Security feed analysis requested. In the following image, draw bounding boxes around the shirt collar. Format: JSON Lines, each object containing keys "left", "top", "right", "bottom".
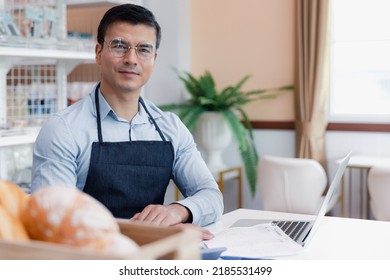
{"left": 91, "top": 84, "right": 161, "bottom": 124}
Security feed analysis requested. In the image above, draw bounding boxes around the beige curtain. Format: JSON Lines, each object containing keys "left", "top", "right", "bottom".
{"left": 295, "top": 0, "right": 331, "bottom": 168}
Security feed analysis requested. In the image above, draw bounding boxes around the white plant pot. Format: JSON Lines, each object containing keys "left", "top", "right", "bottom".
{"left": 195, "top": 112, "right": 232, "bottom": 177}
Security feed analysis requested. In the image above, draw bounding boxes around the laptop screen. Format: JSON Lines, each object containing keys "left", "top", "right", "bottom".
{"left": 302, "top": 152, "right": 351, "bottom": 246}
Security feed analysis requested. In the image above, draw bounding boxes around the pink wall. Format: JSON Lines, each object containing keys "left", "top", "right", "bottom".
{"left": 191, "top": 0, "right": 295, "bottom": 121}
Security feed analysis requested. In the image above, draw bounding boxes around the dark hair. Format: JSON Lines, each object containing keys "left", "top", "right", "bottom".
{"left": 97, "top": 4, "right": 161, "bottom": 49}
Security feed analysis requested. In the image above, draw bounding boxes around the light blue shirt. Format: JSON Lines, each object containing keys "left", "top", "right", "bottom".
{"left": 31, "top": 84, "right": 223, "bottom": 226}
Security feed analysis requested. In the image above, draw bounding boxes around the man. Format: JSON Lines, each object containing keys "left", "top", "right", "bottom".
{"left": 31, "top": 4, "right": 223, "bottom": 236}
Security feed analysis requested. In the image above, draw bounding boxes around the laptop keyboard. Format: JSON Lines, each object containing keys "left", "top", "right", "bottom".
{"left": 272, "top": 221, "right": 310, "bottom": 241}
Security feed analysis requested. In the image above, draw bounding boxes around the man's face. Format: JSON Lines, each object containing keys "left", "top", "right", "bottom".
{"left": 95, "top": 21, "right": 157, "bottom": 96}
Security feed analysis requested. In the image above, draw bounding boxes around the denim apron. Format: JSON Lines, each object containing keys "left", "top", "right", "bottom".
{"left": 83, "top": 85, "right": 174, "bottom": 218}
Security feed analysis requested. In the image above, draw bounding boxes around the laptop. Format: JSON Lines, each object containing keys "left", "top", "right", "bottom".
{"left": 232, "top": 152, "right": 351, "bottom": 248}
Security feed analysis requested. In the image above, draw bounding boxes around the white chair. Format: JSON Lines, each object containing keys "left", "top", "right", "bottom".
{"left": 367, "top": 166, "right": 390, "bottom": 221}
{"left": 258, "top": 155, "right": 329, "bottom": 215}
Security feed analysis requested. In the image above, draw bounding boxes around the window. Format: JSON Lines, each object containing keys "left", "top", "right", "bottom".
{"left": 330, "top": 0, "right": 390, "bottom": 123}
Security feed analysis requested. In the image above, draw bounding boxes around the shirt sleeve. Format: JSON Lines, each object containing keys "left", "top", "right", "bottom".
{"left": 30, "top": 114, "right": 79, "bottom": 192}
{"left": 169, "top": 115, "right": 224, "bottom": 226}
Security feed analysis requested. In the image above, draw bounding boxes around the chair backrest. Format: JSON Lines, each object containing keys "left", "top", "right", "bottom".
{"left": 368, "top": 166, "right": 390, "bottom": 221}
{"left": 258, "top": 155, "right": 328, "bottom": 215}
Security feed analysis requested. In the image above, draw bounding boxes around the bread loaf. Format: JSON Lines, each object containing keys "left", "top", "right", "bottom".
{"left": 22, "top": 185, "right": 139, "bottom": 256}
{"left": 0, "top": 180, "right": 29, "bottom": 220}
{"left": 0, "top": 180, "right": 30, "bottom": 241}
{"left": 0, "top": 205, "right": 30, "bottom": 241}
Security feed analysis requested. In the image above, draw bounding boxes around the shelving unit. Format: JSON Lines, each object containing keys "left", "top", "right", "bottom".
{"left": 0, "top": 0, "right": 97, "bottom": 145}
{"left": 1, "top": 45, "right": 95, "bottom": 140}
{"left": 0, "top": 0, "right": 143, "bottom": 139}
{"left": 0, "top": 0, "right": 145, "bottom": 182}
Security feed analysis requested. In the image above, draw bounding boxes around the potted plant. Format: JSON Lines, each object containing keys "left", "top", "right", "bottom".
{"left": 159, "top": 70, "right": 293, "bottom": 197}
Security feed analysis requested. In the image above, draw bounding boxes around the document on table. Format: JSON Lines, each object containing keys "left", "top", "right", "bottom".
{"left": 204, "top": 223, "right": 304, "bottom": 258}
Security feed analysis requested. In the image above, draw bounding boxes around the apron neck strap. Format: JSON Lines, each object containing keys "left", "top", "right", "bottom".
{"left": 95, "top": 83, "right": 103, "bottom": 143}
{"left": 139, "top": 97, "right": 167, "bottom": 142}
{"left": 94, "top": 84, "right": 167, "bottom": 143}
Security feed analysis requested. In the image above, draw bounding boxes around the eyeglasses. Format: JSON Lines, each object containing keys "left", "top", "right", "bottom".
{"left": 105, "top": 38, "right": 155, "bottom": 60}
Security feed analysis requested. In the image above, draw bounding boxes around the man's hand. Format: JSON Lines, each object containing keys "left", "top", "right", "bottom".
{"left": 171, "top": 223, "right": 214, "bottom": 240}
{"left": 129, "top": 204, "right": 214, "bottom": 240}
{"left": 129, "top": 204, "right": 189, "bottom": 226}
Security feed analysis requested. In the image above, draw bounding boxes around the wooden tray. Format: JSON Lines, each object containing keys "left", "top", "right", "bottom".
{"left": 0, "top": 220, "right": 201, "bottom": 260}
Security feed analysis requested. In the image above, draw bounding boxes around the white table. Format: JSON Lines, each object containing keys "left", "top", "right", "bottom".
{"left": 206, "top": 208, "right": 390, "bottom": 259}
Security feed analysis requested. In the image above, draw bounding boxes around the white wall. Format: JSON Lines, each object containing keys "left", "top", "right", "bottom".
{"left": 143, "top": 0, "right": 191, "bottom": 105}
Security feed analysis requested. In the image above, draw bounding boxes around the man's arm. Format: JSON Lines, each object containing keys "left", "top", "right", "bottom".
{"left": 30, "top": 115, "right": 78, "bottom": 192}
{"left": 169, "top": 118, "right": 224, "bottom": 226}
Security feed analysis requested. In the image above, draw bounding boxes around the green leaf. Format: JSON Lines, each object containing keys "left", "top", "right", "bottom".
{"left": 220, "top": 109, "right": 258, "bottom": 196}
